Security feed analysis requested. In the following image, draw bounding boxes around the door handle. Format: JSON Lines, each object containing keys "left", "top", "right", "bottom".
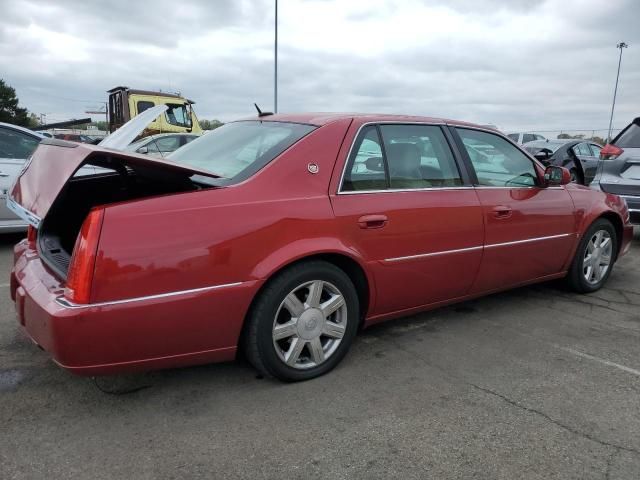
{"left": 0, "top": 171, "right": 9, "bottom": 177}
{"left": 492, "top": 206, "right": 512, "bottom": 219}
{"left": 358, "top": 214, "right": 388, "bottom": 229}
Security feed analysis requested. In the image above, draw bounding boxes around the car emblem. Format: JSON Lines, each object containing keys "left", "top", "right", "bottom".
{"left": 307, "top": 163, "right": 319, "bottom": 174}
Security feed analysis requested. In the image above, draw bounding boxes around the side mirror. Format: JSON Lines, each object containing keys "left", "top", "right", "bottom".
{"left": 137, "top": 146, "right": 149, "bottom": 154}
{"left": 544, "top": 165, "right": 571, "bottom": 186}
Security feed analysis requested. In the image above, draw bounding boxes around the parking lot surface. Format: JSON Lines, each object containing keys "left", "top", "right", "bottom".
{"left": 1, "top": 230, "right": 639, "bottom": 479}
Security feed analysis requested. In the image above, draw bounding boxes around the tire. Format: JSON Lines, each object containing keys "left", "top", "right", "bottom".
{"left": 565, "top": 218, "right": 617, "bottom": 293}
{"left": 569, "top": 168, "right": 584, "bottom": 185}
{"left": 243, "top": 260, "right": 359, "bottom": 382}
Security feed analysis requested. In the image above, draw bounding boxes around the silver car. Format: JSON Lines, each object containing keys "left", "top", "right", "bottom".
{"left": 126, "top": 133, "right": 199, "bottom": 158}
{"left": 0, "top": 122, "right": 44, "bottom": 232}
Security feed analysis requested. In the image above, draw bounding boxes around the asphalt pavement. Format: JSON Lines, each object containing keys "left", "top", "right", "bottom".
{"left": 1, "top": 230, "right": 639, "bottom": 479}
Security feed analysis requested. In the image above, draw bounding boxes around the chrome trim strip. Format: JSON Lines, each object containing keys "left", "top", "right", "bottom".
{"left": 484, "top": 233, "right": 574, "bottom": 248}
{"left": 383, "top": 233, "right": 574, "bottom": 263}
{"left": 383, "top": 245, "right": 483, "bottom": 263}
{"left": 55, "top": 281, "right": 245, "bottom": 309}
{"left": 628, "top": 208, "right": 640, "bottom": 213}
{"left": 6, "top": 196, "right": 40, "bottom": 228}
{"left": 339, "top": 186, "right": 476, "bottom": 195}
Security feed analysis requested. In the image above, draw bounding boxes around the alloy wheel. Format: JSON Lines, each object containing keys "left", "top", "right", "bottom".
{"left": 583, "top": 230, "right": 613, "bottom": 285}
{"left": 272, "top": 280, "right": 348, "bottom": 370}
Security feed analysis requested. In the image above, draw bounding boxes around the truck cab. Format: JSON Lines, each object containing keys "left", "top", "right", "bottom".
{"left": 107, "top": 86, "right": 203, "bottom": 135}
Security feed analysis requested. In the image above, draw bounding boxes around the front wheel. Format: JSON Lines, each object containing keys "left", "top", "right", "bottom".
{"left": 565, "top": 219, "right": 617, "bottom": 293}
{"left": 244, "top": 261, "right": 359, "bottom": 382}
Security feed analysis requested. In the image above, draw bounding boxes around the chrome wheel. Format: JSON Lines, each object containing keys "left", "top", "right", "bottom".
{"left": 583, "top": 230, "right": 612, "bottom": 285}
{"left": 272, "top": 280, "right": 347, "bottom": 370}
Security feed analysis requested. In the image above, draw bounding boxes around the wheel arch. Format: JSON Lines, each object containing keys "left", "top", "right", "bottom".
{"left": 237, "top": 247, "right": 375, "bottom": 356}
{"left": 597, "top": 211, "right": 624, "bottom": 260}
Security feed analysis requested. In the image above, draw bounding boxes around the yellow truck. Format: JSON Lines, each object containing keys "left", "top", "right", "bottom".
{"left": 107, "top": 86, "right": 202, "bottom": 135}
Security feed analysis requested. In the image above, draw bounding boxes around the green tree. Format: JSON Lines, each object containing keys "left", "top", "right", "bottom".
{"left": 557, "top": 133, "right": 584, "bottom": 140}
{"left": 0, "top": 79, "right": 30, "bottom": 126}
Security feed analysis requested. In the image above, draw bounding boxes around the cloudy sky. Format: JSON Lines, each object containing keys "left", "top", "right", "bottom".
{"left": 1, "top": 0, "right": 638, "bottom": 133}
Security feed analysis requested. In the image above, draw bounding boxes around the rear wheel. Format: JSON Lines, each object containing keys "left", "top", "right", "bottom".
{"left": 565, "top": 219, "right": 617, "bottom": 293}
{"left": 244, "top": 261, "right": 359, "bottom": 381}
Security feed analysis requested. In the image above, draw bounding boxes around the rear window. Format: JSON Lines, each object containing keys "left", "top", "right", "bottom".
{"left": 614, "top": 122, "right": 640, "bottom": 148}
{"left": 169, "top": 121, "right": 315, "bottom": 181}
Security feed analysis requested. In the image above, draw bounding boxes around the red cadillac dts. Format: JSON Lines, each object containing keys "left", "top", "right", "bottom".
{"left": 8, "top": 113, "right": 633, "bottom": 381}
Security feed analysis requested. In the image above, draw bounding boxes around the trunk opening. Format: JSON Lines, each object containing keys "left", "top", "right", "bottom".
{"left": 37, "top": 154, "right": 213, "bottom": 279}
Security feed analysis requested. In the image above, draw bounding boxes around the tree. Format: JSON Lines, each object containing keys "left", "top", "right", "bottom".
{"left": 200, "top": 119, "right": 224, "bottom": 130}
{"left": 0, "top": 79, "right": 30, "bottom": 126}
{"left": 557, "top": 133, "right": 585, "bottom": 140}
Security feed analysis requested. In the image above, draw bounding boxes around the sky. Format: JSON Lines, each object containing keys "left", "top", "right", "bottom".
{"left": 1, "top": 0, "right": 639, "bottom": 134}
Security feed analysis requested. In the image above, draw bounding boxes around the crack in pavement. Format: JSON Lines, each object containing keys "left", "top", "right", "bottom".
{"left": 605, "top": 448, "right": 619, "bottom": 480}
{"left": 469, "top": 383, "right": 640, "bottom": 458}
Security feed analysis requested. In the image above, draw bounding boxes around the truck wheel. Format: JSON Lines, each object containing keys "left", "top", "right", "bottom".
{"left": 244, "top": 260, "right": 359, "bottom": 382}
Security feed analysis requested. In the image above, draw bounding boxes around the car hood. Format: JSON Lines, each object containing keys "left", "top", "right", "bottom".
{"left": 99, "top": 104, "right": 168, "bottom": 150}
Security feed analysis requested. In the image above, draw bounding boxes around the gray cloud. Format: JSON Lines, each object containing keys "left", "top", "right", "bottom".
{"left": 1, "top": 0, "right": 638, "bottom": 135}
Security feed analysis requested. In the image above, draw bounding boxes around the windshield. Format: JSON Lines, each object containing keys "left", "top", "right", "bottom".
{"left": 169, "top": 121, "right": 316, "bottom": 180}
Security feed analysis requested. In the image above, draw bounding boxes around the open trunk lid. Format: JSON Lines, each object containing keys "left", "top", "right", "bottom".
{"left": 8, "top": 140, "right": 219, "bottom": 227}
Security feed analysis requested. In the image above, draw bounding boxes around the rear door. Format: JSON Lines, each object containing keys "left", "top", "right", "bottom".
{"left": 452, "top": 127, "right": 576, "bottom": 294}
{"left": 0, "top": 126, "right": 41, "bottom": 223}
{"left": 330, "top": 122, "right": 484, "bottom": 318}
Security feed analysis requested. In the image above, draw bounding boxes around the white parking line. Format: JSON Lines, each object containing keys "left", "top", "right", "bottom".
{"left": 555, "top": 345, "right": 640, "bottom": 377}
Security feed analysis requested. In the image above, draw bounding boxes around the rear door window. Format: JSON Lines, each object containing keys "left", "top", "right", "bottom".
{"left": 457, "top": 128, "right": 538, "bottom": 187}
{"left": 378, "top": 124, "right": 462, "bottom": 188}
{"left": 614, "top": 122, "right": 640, "bottom": 148}
{"left": 522, "top": 133, "right": 536, "bottom": 144}
{"left": 589, "top": 144, "right": 602, "bottom": 157}
{"left": 574, "top": 143, "right": 592, "bottom": 156}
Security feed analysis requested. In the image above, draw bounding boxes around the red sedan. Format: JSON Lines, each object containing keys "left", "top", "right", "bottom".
{"left": 9, "top": 113, "right": 634, "bottom": 381}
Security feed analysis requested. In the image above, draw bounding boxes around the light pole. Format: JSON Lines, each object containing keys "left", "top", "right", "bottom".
{"left": 274, "top": 0, "right": 278, "bottom": 113}
{"left": 607, "top": 42, "right": 628, "bottom": 142}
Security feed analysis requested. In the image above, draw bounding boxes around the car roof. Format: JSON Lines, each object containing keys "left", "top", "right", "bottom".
{"left": 525, "top": 139, "right": 580, "bottom": 147}
{"left": 0, "top": 122, "right": 45, "bottom": 139}
{"left": 238, "top": 112, "right": 487, "bottom": 129}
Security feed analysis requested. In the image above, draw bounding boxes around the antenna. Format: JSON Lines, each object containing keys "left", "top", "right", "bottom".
{"left": 254, "top": 103, "right": 274, "bottom": 118}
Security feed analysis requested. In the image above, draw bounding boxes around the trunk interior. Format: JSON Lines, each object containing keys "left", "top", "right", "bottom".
{"left": 38, "top": 155, "right": 211, "bottom": 278}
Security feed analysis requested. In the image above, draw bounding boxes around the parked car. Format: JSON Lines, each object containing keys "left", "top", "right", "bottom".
{"left": 126, "top": 133, "right": 199, "bottom": 157}
{"left": 0, "top": 122, "right": 44, "bottom": 232}
{"left": 592, "top": 117, "right": 640, "bottom": 224}
{"left": 506, "top": 132, "right": 547, "bottom": 145}
{"left": 53, "top": 133, "right": 95, "bottom": 143}
{"left": 9, "top": 113, "right": 633, "bottom": 382}
{"left": 523, "top": 139, "right": 602, "bottom": 185}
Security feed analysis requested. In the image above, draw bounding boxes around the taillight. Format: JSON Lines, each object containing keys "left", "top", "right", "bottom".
{"left": 600, "top": 144, "right": 624, "bottom": 160}
{"left": 64, "top": 208, "right": 104, "bottom": 304}
{"left": 27, "top": 225, "right": 37, "bottom": 249}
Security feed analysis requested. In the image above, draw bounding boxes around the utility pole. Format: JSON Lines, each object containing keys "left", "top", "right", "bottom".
{"left": 274, "top": 0, "right": 278, "bottom": 113}
{"left": 607, "top": 42, "right": 628, "bottom": 142}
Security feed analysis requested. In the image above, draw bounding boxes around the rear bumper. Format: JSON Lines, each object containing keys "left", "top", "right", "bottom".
{"left": 12, "top": 243, "right": 259, "bottom": 376}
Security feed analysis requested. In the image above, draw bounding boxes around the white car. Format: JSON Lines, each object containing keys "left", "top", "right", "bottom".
{"left": 126, "top": 133, "right": 200, "bottom": 157}
{"left": 506, "top": 132, "right": 547, "bottom": 145}
{"left": 0, "top": 122, "right": 45, "bottom": 232}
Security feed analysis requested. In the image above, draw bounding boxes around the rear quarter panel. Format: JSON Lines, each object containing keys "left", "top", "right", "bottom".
{"left": 90, "top": 118, "right": 360, "bottom": 304}
{"left": 564, "top": 184, "right": 630, "bottom": 261}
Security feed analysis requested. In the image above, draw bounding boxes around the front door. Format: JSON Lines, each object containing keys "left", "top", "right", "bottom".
{"left": 330, "top": 122, "right": 484, "bottom": 319}
{"left": 453, "top": 127, "right": 576, "bottom": 294}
